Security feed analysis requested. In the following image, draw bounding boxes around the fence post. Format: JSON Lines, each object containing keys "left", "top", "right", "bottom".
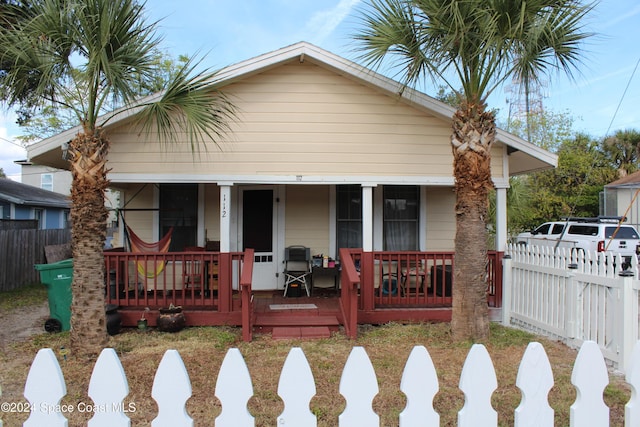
{"left": 619, "top": 270, "right": 636, "bottom": 373}
{"left": 565, "top": 263, "right": 579, "bottom": 342}
{"left": 501, "top": 254, "right": 512, "bottom": 326}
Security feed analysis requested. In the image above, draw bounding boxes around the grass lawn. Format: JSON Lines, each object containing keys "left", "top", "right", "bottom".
{"left": 0, "top": 286, "right": 631, "bottom": 426}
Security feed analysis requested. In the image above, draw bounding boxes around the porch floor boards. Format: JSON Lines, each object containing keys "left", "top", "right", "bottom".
{"left": 252, "top": 290, "right": 342, "bottom": 338}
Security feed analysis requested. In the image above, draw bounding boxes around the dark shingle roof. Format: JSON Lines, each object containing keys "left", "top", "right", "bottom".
{"left": 0, "top": 178, "right": 70, "bottom": 208}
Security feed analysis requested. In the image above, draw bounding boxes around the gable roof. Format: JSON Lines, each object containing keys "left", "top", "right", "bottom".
{"left": 0, "top": 178, "right": 70, "bottom": 209}
{"left": 27, "top": 41, "right": 556, "bottom": 175}
{"left": 606, "top": 170, "right": 640, "bottom": 188}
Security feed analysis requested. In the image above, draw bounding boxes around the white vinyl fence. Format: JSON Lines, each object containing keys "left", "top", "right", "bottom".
{"left": 3, "top": 341, "right": 640, "bottom": 427}
{"left": 503, "top": 244, "right": 640, "bottom": 373}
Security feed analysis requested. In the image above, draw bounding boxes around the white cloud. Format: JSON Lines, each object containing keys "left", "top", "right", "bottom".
{"left": 304, "top": 0, "right": 362, "bottom": 45}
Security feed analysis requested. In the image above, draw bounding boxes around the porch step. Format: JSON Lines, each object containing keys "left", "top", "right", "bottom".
{"left": 271, "top": 326, "right": 332, "bottom": 340}
{"left": 254, "top": 314, "right": 340, "bottom": 327}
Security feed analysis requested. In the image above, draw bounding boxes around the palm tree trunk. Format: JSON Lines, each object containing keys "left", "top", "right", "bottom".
{"left": 450, "top": 102, "right": 495, "bottom": 341}
{"left": 69, "top": 129, "right": 109, "bottom": 357}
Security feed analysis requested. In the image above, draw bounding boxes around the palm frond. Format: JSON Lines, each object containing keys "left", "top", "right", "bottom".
{"left": 133, "top": 57, "right": 237, "bottom": 153}
{"left": 353, "top": 0, "right": 596, "bottom": 106}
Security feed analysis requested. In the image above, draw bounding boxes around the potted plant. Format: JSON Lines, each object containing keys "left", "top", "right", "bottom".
{"left": 157, "top": 304, "right": 186, "bottom": 332}
{"left": 137, "top": 307, "right": 150, "bottom": 330}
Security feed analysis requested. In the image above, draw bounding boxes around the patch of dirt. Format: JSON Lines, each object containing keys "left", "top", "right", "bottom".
{"left": 0, "top": 301, "right": 49, "bottom": 350}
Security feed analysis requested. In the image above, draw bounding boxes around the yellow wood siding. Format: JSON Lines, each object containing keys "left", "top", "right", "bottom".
{"left": 121, "top": 184, "right": 155, "bottom": 243}
{"left": 285, "top": 185, "right": 329, "bottom": 255}
{"left": 425, "top": 187, "right": 456, "bottom": 251}
{"left": 106, "top": 60, "right": 505, "bottom": 179}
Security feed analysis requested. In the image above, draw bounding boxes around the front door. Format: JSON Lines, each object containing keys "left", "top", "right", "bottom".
{"left": 241, "top": 188, "right": 277, "bottom": 290}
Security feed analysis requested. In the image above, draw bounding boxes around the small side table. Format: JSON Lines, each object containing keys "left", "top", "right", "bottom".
{"left": 311, "top": 266, "right": 339, "bottom": 294}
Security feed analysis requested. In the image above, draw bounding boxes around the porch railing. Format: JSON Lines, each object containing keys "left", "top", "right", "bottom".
{"left": 240, "top": 248, "right": 254, "bottom": 342}
{"left": 339, "top": 248, "right": 360, "bottom": 339}
{"left": 343, "top": 250, "right": 502, "bottom": 311}
{"left": 104, "top": 249, "right": 251, "bottom": 322}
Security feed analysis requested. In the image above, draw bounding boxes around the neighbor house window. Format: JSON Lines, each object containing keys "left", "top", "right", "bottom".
{"left": 383, "top": 186, "right": 419, "bottom": 251}
{"left": 159, "top": 184, "right": 198, "bottom": 251}
{"left": 336, "top": 185, "right": 362, "bottom": 251}
{"left": 41, "top": 173, "right": 53, "bottom": 191}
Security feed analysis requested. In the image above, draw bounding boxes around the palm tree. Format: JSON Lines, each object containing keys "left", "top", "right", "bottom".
{"left": 603, "top": 129, "right": 640, "bottom": 178}
{"left": 354, "top": 0, "right": 594, "bottom": 340}
{"left": 0, "top": 0, "right": 235, "bottom": 357}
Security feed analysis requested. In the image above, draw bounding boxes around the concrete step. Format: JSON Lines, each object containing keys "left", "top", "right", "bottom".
{"left": 254, "top": 314, "right": 340, "bottom": 327}
{"left": 271, "top": 326, "right": 332, "bottom": 340}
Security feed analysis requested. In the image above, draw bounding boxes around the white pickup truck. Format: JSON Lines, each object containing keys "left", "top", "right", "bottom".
{"left": 516, "top": 216, "right": 640, "bottom": 265}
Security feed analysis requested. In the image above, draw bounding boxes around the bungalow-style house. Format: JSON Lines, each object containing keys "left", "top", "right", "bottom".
{"left": 0, "top": 177, "right": 70, "bottom": 229}
{"left": 25, "top": 42, "right": 557, "bottom": 338}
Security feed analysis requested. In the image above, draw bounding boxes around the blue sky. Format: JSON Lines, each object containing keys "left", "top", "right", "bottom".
{"left": 1, "top": 0, "right": 639, "bottom": 180}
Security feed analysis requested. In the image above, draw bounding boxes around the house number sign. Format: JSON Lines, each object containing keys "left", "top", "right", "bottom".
{"left": 221, "top": 194, "right": 228, "bottom": 218}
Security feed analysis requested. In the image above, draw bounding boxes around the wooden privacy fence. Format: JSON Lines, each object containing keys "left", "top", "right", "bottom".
{"left": 5, "top": 340, "right": 640, "bottom": 427}
{"left": 0, "top": 228, "right": 71, "bottom": 291}
{"left": 503, "top": 244, "right": 640, "bottom": 374}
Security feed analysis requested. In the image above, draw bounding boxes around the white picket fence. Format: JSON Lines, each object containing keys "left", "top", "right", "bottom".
{"left": 3, "top": 341, "right": 640, "bottom": 426}
{"left": 503, "top": 244, "right": 640, "bottom": 373}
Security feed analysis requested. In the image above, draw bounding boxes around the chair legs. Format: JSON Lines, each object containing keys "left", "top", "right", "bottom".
{"left": 284, "top": 273, "right": 311, "bottom": 297}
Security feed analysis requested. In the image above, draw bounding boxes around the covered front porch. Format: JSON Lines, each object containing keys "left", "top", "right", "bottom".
{"left": 104, "top": 248, "right": 503, "bottom": 340}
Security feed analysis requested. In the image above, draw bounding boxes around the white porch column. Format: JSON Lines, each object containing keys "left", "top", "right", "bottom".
{"left": 495, "top": 186, "right": 508, "bottom": 252}
{"left": 362, "top": 185, "right": 374, "bottom": 251}
{"left": 219, "top": 184, "right": 232, "bottom": 252}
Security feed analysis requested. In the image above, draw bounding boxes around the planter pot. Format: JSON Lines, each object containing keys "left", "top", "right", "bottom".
{"left": 157, "top": 306, "right": 186, "bottom": 332}
{"left": 137, "top": 318, "right": 148, "bottom": 330}
{"left": 105, "top": 304, "right": 122, "bottom": 336}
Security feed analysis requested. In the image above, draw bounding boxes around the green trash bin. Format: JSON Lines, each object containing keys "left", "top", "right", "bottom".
{"left": 35, "top": 258, "right": 73, "bottom": 333}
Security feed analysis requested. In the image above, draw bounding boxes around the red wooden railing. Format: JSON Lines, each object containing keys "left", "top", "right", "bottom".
{"left": 240, "top": 248, "right": 255, "bottom": 342}
{"left": 103, "top": 248, "right": 501, "bottom": 336}
{"left": 339, "top": 248, "right": 360, "bottom": 339}
{"left": 340, "top": 250, "right": 502, "bottom": 311}
{"left": 104, "top": 249, "right": 250, "bottom": 319}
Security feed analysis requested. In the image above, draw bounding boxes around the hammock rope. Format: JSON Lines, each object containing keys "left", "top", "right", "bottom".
{"left": 126, "top": 226, "right": 173, "bottom": 279}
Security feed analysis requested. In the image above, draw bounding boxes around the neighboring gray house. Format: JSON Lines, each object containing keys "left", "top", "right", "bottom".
{"left": 603, "top": 170, "right": 640, "bottom": 231}
{"left": 14, "top": 160, "right": 72, "bottom": 195}
{"left": 14, "top": 159, "right": 119, "bottom": 228}
{"left": 0, "top": 177, "right": 70, "bottom": 229}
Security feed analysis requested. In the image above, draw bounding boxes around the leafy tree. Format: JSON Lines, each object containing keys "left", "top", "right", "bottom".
{"left": 526, "top": 134, "right": 617, "bottom": 226}
{"left": 354, "top": 0, "right": 594, "bottom": 340}
{"left": 0, "top": 0, "right": 235, "bottom": 357}
{"left": 0, "top": 167, "right": 6, "bottom": 178}
{"left": 506, "top": 109, "right": 575, "bottom": 152}
{"left": 494, "top": 109, "right": 577, "bottom": 234}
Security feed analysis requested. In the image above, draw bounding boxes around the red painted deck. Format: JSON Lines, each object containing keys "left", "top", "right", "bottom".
{"left": 106, "top": 249, "right": 503, "bottom": 340}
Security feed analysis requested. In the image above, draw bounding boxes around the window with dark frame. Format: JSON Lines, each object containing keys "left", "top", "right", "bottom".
{"left": 383, "top": 185, "right": 419, "bottom": 251}
{"left": 159, "top": 184, "right": 198, "bottom": 252}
